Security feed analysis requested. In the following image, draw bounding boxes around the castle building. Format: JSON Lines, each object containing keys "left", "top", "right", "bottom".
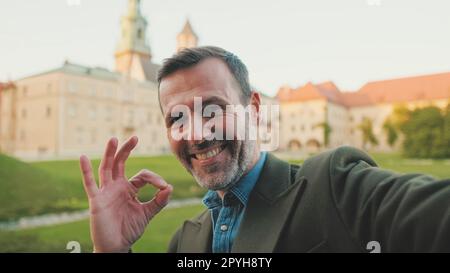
{"left": 2, "top": 0, "right": 449, "bottom": 159}
{"left": 0, "top": 0, "right": 199, "bottom": 160}
{"left": 277, "top": 72, "right": 450, "bottom": 153}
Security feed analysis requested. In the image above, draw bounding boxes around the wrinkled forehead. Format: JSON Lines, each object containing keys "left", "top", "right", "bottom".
{"left": 159, "top": 58, "right": 241, "bottom": 115}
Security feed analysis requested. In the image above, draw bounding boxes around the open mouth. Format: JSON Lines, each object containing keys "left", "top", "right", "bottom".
{"left": 190, "top": 143, "right": 227, "bottom": 161}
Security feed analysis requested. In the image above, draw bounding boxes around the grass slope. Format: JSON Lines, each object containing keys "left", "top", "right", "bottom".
{"left": 0, "top": 154, "right": 203, "bottom": 220}
{"left": 0, "top": 204, "right": 205, "bottom": 253}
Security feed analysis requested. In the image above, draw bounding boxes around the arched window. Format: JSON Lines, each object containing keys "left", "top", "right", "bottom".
{"left": 137, "top": 28, "right": 142, "bottom": 40}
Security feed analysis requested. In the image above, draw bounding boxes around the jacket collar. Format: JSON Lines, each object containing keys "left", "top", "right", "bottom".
{"left": 177, "top": 153, "right": 307, "bottom": 253}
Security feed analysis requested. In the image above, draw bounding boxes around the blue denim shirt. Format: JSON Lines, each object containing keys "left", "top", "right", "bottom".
{"left": 202, "top": 152, "right": 267, "bottom": 253}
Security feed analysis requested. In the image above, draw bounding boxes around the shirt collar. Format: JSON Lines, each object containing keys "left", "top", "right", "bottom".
{"left": 203, "top": 152, "right": 267, "bottom": 209}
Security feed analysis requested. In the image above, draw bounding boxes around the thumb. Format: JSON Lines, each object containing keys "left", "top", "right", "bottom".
{"left": 142, "top": 184, "right": 173, "bottom": 219}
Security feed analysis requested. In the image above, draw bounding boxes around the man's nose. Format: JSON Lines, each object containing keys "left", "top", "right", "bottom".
{"left": 187, "top": 112, "right": 204, "bottom": 142}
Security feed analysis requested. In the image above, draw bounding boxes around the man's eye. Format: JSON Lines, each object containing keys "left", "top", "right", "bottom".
{"left": 169, "top": 113, "right": 184, "bottom": 125}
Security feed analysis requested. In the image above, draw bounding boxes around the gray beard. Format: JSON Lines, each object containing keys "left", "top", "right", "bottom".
{"left": 193, "top": 140, "right": 257, "bottom": 191}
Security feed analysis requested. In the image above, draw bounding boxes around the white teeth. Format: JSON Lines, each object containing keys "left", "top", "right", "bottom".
{"left": 195, "top": 147, "right": 223, "bottom": 160}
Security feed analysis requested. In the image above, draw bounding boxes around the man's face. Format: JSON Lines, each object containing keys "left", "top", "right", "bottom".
{"left": 159, "top": 58, "right": 258, "bottom": 191}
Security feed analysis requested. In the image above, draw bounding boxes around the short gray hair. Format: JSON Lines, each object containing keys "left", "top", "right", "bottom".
{"left": 157, "top": 46, "right": 251, "bottom": 103}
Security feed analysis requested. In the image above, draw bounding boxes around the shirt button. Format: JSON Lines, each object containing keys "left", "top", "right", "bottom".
{"left": 220, "top": 224, "right": 228, "bottom": 231}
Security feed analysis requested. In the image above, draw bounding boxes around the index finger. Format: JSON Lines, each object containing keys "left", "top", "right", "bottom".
{"left": 98, "top": 137, "right": 118, "bottom": 187}
{"left": 79, "top": 155, "right": 99, "bottom": 198}
{"left": 129, "top": 169, "right": 169, "bottom": 190}
{"left": 112, "top": 136, "right": 138, "bottom": 179}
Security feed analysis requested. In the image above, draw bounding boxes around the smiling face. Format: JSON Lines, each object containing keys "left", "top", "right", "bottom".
{"left": 159, "top": 58, "right": 260, "bottom": 191}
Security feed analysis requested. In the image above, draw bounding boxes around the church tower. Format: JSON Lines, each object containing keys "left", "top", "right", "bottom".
{"left": 176, "top": 19, "right": 198, "bottom": 52}
{"left": 115, "top": 0, "right": 152, "bottom": 79}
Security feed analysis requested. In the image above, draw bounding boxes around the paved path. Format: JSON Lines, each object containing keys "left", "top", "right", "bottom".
{"left": 0, "top": 198, "right": 202, "bottom": 231}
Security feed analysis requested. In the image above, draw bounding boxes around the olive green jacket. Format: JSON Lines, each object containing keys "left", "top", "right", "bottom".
{"left": 168, "top": 146, "right": 450, "bottom": 253}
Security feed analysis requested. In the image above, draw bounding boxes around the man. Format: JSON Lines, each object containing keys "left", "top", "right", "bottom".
{"left": 79, "top": 46, "right": 450, "bottom": 253}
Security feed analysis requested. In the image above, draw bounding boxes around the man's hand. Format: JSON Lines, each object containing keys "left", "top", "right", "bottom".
{"left": 79, "top": 136, "right": 173, "bottom": 253}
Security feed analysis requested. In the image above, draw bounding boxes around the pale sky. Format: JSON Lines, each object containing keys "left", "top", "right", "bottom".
{"left": 1, "top": 0, "right": 449, "bottom": 96}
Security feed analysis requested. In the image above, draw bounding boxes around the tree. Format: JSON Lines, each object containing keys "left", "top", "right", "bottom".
{"left": 381, "top": 102, "right": 450, "bottom": 158}
{"left": 440, "top": 103, "right": 450, "bottom": 156}
{"left": 390, "top": 104, "right": 411, "bottom": 130}
{"left": 382, "top": 118, "right": 398, "bottom": 147}
{"left": 357, "top": 117, "right": 378, "bottom": 150}
{"left": 315, "top": 122, "right": 332, "bottom": 148}
{"left": 399, "top": 106, "right": 445, "bottom": 158}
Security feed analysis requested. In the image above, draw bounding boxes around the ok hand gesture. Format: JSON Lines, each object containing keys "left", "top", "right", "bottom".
{"left": 79, "top": 136, "right": 173, "bottom": 252}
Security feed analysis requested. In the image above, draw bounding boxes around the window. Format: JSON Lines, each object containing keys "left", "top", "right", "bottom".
{"left": 137, "top": 28, "right": 142, "bottom": 40}
{"left": 68, "top": 105, "right": 77, "bottom": 118}
{"left": 91, "top": 129, "right": 97, "bottom": 144}
{"left": 38, "top": 146, "right": 48, "bottom": 155}
{"left": 46, "top": 106, "right": 51, "bottom": 118}
{"left": 68, "top": 82, "right": 77, "bottom": 93}
{"left": 20, "top": 130, "right": 26, "bottom": 141}
{"left": 105, "top": 107, "right": 113, "bottom": 121}
{"left": 123, "top": 89, "right": 134, "bottom": 102}
{"left": 22, "top": 86, "right": 28, "bottom": 97}
{"left": 128, "top": 110, "right": 134, "bottom": 124}
{"left": 76, "top": 127, "right": 84, "bottom": 144}
{"left": 105, "top": 87, "right": 115, "bottom": 98}
{"left": 88, "top": 86, "right": 96, "bottom": 97}
{"left": 22, "top": 108, "right": 27, "bottom": 118}
{"left": 88, "top": 108, "right": 97, "bottom": 120}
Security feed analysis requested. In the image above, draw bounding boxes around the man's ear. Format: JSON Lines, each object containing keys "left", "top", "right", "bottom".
{"left": 250, "top": 91, "right": 261, "bottom": 124}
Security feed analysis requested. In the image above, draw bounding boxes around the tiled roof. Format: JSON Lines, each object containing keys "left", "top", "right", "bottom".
{"left": 277, "top": 81, "right": 347, "bottom": 105}
{"left": 353, "top": 72, "right": 450, "bottom": 106}
{"left": 0, "top": 81, "right": 16, "bottom": 91}
{"left": 60, "top": 61, "right": 121, "bottom": 81}
{"left": 277, "top": 72, "right": 450, "bottom": 107}
{"left": 16, "top": 60, "right": 161, "bottom": 85}
{"left": 17, "top": 61, "right": 122, "bottom": 82}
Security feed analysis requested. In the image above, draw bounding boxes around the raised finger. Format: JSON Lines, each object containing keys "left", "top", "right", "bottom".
{"left": 79, "top": 155, "right": 99, "bottom": 198}
{"left": 112, "top": 136, "right": 138, "bottom": 179}
{"left": 98, "top": 137, "right": 118, "bottom": 187}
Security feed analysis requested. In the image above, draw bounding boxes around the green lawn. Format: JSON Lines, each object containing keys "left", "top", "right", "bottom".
{"left": 0, "top": 155, "right": 203, "bottom": 221}
{"left": 0, "top": 154, "right": 69, "bottom": 221}
{"left": 0, "top": 204, "right": 205, "bottom": 253}
{"left": 1, "top": 151, "right": 449, "bottom": 221}
{"left": 1, "top": 151, "right": 449, "bottom": 253}
{"left": 31, "top": 155, "right": 204, "bottom": 201}
{"left": 288, "top": 152, "right": 450, "bottom": 179}
{"left": 370, "top": 152, "right": 450, "bottom": 179}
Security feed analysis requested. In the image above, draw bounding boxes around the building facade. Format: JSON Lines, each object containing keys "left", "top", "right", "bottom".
{"left": 2, "top": 0, "right": 450, "bottom": 160}
{"left": 0, "top": 0, "right": 193, "bottom": 160}
{"left": 277, "top": 73, "right": 450, "bottom": 153}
